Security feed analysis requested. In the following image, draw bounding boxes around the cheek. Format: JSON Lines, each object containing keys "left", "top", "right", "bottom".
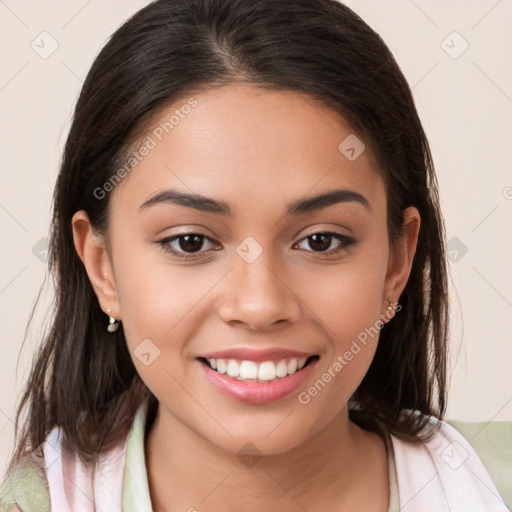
{"left": 301, "top": 249, "right": 388, "bottom": 345}
{"left": 112, "top": 242, "right": 220, "bottom": 366}
{"left": 113, "top": 261, "right": 199, "bottom": 400}
{"left": 297, "top": 278, "right": 384, "bottom": 420}
{"left": 295, "top": 243, "right": 388, "bottom": 395}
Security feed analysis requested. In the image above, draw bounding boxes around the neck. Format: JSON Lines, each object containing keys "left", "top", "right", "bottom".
{"left": 145, "top": 405, "right": 389, "bottom": 512}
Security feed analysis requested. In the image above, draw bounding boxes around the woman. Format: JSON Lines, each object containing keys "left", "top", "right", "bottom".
{"left": 1, "top": 0, "right": 510, "bottom": 511}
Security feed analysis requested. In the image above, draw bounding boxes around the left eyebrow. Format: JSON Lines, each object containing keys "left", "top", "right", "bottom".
{"left": 138, "top": 187, "right": 372, "bottom": 216}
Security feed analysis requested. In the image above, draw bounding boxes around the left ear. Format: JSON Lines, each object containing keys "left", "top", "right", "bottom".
{"left": 383, "top": 206, "right": 421, "bottom": 306}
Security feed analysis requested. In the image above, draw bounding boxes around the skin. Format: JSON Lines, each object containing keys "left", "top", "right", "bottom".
{"left": 72, "top": 84, "right": 420, "bottom": 512}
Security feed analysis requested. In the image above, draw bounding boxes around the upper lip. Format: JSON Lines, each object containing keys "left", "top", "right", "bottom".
{"left": 199, "top": 347, "right": 317, "bottom": 362}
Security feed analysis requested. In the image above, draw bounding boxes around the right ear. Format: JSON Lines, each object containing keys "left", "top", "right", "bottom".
{"left": 71, "top": 210, "right": 121, "bottom": 320}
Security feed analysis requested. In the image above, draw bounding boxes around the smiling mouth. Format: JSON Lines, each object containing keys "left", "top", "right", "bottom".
{"left": 197, "top": 355, "right": 319, "bottom": 382}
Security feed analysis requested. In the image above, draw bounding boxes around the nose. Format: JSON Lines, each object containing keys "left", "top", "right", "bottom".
{"left": 217, "top": 252, "right": 302, "bottom": 331}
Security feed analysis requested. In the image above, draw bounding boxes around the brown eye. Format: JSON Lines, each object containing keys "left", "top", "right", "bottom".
{"left": 158, "top": 233, "right": 217, "bottom": 260}
{"left": 174, "top": 234, "right": 204, "bottom": 253}
{"left": 305, "top": 233, "right": 332, "bottom": 252}
{"left": 295, "top": 232, "right": 356, "bottom": 255}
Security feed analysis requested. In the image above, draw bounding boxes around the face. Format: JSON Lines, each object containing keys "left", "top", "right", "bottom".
{"left": 74, "top": 84, "right": 419, "bottom": 455}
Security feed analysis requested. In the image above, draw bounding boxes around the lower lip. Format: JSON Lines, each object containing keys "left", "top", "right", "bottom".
{"left": 197, "top": 357, "right": 318, "bottom": 404}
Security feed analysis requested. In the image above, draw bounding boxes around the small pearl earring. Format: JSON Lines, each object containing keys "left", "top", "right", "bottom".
{"left": 104, "top": 273, "right": 120, "bottom": 332}
{"left": 107, "top": 308, "right": 119, "bottom": 333}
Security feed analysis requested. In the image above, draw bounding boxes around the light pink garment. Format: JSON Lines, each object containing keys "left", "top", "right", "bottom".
{"left": 44, "top": 405, "right": 508, "bottom": 512}
{"left": 44, "top": 427, "right": 128, "bottom": 512}
{"left": 391, "top": 418, "right": 508, "bottom": 511}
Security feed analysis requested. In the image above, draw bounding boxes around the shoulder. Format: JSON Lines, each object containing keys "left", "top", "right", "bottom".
{"left": 0, "top": 454, "right": 51, "bottom": 512}
{"left": 444, "top": 418, "right": 512, "bottom": 510}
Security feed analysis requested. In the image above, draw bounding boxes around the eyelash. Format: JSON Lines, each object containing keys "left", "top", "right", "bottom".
{"left": 156, "top": 231, "right": 356, "bottom": 261}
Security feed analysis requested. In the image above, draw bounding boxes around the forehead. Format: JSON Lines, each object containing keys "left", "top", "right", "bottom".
{"left": 111, "top": 84, "right": 385, "bottom": 219}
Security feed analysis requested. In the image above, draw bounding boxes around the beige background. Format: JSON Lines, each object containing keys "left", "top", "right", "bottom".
{"left": 1, "top": 0, "right": 511, "bottom": 478}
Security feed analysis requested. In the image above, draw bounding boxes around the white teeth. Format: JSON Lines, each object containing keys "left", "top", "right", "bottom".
{"left": 205, "top": 356, "right": 314, "bottom": 381}
{"left": 216, "top": 359, "right": 227, "bottom": 374}
{"left": 258, "top": 361, "right": 276, "bottom": 381}
{"left": 287, "top": 359, "right": 298, "bottom": 373}
{"left": 240, "top": 360, "right": 258, "bottom": 379}
{"left": 227, "top": 360, "right": 240, "bottom": 377}
{"left": 276, "top": 360, "right": 288, "bottom": 377}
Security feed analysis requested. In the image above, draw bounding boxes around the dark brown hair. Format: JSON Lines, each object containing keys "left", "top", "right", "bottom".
{"left": 6, "top": 0, "right": 449, "bottom": 477}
